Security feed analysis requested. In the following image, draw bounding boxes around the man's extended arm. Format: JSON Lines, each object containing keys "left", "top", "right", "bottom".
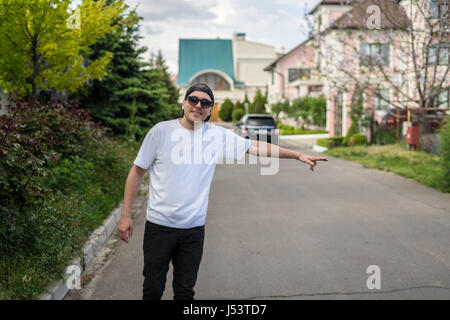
{"left": 118, "top": 164, "right": 146, "bottom": 243}
{"left": 246, "top": 140, "right": 328, "bottom": 171}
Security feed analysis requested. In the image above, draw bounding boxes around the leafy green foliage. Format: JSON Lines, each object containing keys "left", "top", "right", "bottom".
{"left": 219, "top": 98, "right": 234, "bottom": 121}
{"left": 343, "top": 123, "right": 359, "bottom": 146}
{"left": 440, "top": 116, "right": 450, "bottom": 191}
{"left": 292, "top": 96, "right": 327, "bottom": 128}
{"left": 248, "top": 89, "right": 267, "bottom": 114}
{"left": 270, "top": 100, "right": 289, "bottom": 122}
{"left": 348, "top": 134, "right": 368, "bottom": 146}
{"left": 0, "top": 97, "right": 137, "bottom": 299}
{"left": 234, "top": 100, "right": 245, "bottom": 112}
{"left": 349, "top": 87, "right": 371, "bottom": 132}
{"left": 231, "top": 100, "right": 245, "bottom": 121}
{"left": 232, "top": 109, "right": 246, "bottom": 122}
{"left": 317, "top": 137, "right": 344, "bottom": 149}
{"left": 0, "top": 0, "right": 126, "bottom": 97}
{"left": 74, "top": 11, "right": 179, "bottom": 140}
{"left": 278, "top": 123, "right": 327, "bottom": 135}
{"left": 273, "top": 96, "right": 326, "bottom": 128}
{"left": 374, "top": 126, "right": 396, "bottom": 145}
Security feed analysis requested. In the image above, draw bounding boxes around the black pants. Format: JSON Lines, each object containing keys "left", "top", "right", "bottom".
{"left": 142, "top": 221, "right": 205, "bottom": 300}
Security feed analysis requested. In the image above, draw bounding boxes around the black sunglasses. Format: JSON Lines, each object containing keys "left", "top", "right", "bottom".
{"left": 186, "top": 96, "right": 213, "bottom": 109}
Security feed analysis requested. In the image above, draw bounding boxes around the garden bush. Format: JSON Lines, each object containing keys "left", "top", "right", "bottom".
{"left": 348, "top": 134, "right": 368, "bottom": 146}
{"left": 277, "top": 122, "right": 326, "bottom": 135}
{"left": 374, "top": 126, "right": 396, "bottom": 145}
{"left": 343, "top": 123, "right": 358, "bottom": 146}
{"left": 317, "top": 136, "right": 344, "bottom": 149}
{"left": 232, "top": 109, "right": 246, "bottom": 122}
{"left": 219, "top": 99, "right": 233, "bottom": 121}
{"left": 0, "top": 97, "right": 137, "bottom": 299}
{"left": 440, "top": 115, "right": 450, "bottom": 192}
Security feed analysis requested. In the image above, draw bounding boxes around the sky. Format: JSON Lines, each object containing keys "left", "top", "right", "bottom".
{"left": 124, "top": 0, "right": 320, "bottom": 75}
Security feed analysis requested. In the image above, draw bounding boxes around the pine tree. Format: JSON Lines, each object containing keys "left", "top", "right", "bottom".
{"left": 153, "top": 49, "right": 180, "bottom": 118}
{"left": 251, "top": 89, "right": 267, "bottom": 114}
{"left": 75, "top": 10, "right": 179, "bottom": 140}
{"left": 243, "top": 92, "right": 250, "bottom": 113}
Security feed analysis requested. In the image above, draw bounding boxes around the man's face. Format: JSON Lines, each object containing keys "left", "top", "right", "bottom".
{"left": 182, "top": 91, "right": 213, "bottom": 123}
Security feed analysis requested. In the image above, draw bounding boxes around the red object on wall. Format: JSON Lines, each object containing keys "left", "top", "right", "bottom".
{"left": 406, "top": 126, "right": 419, "bottom": 145}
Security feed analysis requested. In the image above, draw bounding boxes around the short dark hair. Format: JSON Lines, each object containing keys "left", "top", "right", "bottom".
{"left": 183, "top": 83, "right": 214, "bottom": 122}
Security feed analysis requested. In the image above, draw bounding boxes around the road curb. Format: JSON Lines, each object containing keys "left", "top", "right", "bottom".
{"left": 37, "top": 201, "right": 123, "bottom": 300}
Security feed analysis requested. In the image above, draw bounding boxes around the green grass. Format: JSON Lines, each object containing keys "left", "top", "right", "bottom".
{"left": 325, "top": 144, "right": 449, "bottom": 193}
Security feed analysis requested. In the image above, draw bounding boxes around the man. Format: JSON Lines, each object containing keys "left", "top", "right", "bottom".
{"left": 118, "top": 83, "right": 328, "bottom": 300}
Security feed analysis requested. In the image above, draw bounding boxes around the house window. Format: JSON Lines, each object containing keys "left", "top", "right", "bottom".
{"left": 190, "top": 73, "right": 230, "bottom": 90}
{"left": 430, "top": 0, "right": 448, "bottom": 19}
{"left": 288, "top": 68, "right": 311, "bottom": 82}
{"left": 375, "top": 88, "right": 390, "bottom": 111}
{"left": 360, "top": 43, "right": 390, "bottom": 66}
{"left": 434, "top": 88, "right": 450, "bottom": 108}
{"left": 271, "top": 70, "right": 274, "bottom": 85}
{"left": 428, "top": 42, "right": 450, "bottom": 65}
{"left": 430, "top": 0, "right": 449, "bottom": 29}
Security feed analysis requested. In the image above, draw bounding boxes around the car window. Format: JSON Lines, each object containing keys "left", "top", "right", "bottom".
{"left": 246, "top": 117, "right": 276, "bottom": 126}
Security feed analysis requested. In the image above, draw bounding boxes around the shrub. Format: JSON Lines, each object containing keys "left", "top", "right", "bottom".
{"left": 440, "top": 115, "right": 450, "bottom": 191}
{"left": 278, "top": 123, "right": 295, "bottom": 135}
{"left": 279, "top": 126, "right": 327, "bottom": 135}
{"left": 374, "top": 126, "right": 396, "bottom": 145}
{"left": 317, "top": 136, "right": 344, "bottom": 149}
{"left": 278, "top": 123, "right": 295, "bottom": 130}
{"left": 289, "top": 96, "right": 326, "bottom": 128}
{"left": 219, "top": 98, "right": 234, "bottom": 121}
{"left": 348, "top": 134, "right": 368, "bottom": 146}
{"left": 270, "top": 102, "right": 284, "bottom": 121}
{"left": 343, "top": 123, "right": 358, "bottom": 146}
{"left": 249, "top": 89, "right": 267, "bottom": 114}
{"left": 0, "top": 97, "right": 137, "bottom": 298}
{"left": 234, "top": 100, "right": 245, "bottom": 112}
{"left": 232, "top": 109, "right": 246, "bottom": 122}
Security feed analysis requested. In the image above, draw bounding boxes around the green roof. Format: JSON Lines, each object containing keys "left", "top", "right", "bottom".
{"left": 178, "top": 39, "right": 235, "bottom": 86}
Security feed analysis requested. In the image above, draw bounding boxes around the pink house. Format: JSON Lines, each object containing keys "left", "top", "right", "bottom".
{"left": 264, "top": 0, "right": 356, "bottom": 129}
{"left": 265, "top": 0, "right": 449, "bottom": 140}
{"left": 264, "top": 40, "right": 319, "bottom": 105}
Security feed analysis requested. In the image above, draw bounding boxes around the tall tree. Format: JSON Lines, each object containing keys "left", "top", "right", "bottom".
{"left": 250, "top": 88, "right": 268, "bottom": 114}
{"left": 153, "top": 49, "right": 179, "bottom": 108}
{"left": 75, "top": 9, "right": 179, "bottom": 139}
{"left": 0, "top": 0, "right": 126, "bottom": 98}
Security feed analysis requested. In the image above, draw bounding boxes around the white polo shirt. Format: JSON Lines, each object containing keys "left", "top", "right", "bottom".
{"left": 134, "top": 118, "right": 251, "bottom": 229}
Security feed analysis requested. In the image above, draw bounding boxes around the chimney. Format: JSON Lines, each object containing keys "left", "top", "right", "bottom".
{"left": 234, "top": 32, "right": 246, "bottom": 40}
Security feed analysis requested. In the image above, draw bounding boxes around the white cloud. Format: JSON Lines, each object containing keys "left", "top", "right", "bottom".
{"left": 125, "top": 0, "right": 317, "bottom": 74}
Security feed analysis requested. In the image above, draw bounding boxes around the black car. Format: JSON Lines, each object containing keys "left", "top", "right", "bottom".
{"left": 234, "top": 114, "right": 279, "bottom": 145}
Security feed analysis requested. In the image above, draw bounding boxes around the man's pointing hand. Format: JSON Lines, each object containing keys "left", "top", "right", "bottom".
{"left": 298, "top": 154, "right": 328, "bottom": 171}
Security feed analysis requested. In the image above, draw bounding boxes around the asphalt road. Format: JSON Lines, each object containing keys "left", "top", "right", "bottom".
{"left": 67, "top": 139, "right": 450, "bottom": 300}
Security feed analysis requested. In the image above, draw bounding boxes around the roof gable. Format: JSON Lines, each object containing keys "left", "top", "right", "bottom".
{"left": 330, "top": 0, "right": 409, "bottom": 30}
{"left": 309, "top": 0, "right": 361, "bottom": 15}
